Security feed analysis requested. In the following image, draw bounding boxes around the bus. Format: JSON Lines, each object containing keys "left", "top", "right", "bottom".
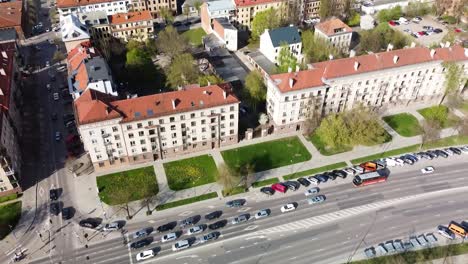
{"left": 448, "top": 221, "right": 467, "bottom": 238}
{"left": 352, "top": 170, "right": 389, "bottom": 187}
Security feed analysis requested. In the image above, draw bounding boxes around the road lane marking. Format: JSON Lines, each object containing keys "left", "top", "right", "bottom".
{"left": 179, "top": 211, "right": 193, "bottom": 217}
{"left": 125, "top": 234, "right": 133, "bottom": 264}
{"left": 244, "top": 225, "right": 258, "bottom": 231}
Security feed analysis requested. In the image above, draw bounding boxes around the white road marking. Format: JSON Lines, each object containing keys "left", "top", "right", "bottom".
{"left": 244, "top": 225, "right": 258, "bottom": 231}
{"left": 245, "top": 235, "right": 265, "bottom": 240}
{"left": 238, "top": 207, "right": 251, "bottom": 212}
{"left": 39, "top": 187, "right": 44, "bottom": 197}
{"left": 147, "top": 220, "right": 155, "bottom": 224}
{"left": 126, "top": 234, "right": 133, "bottom": 264}
{"left": 176, "top": 255, "right": 199, "bottom": 260}
{"left": 179, "top": 211, "right": 193, "bottom": 217}
{"left": 225, "top": 250, "right": 231, "bottom": 253}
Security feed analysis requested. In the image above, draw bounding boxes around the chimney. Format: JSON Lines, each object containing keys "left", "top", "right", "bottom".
{"left": 172, "top": 99, "right": 176, "bottom": 109}
{"left": 386, "top": 43, "right": 394, "bottom": 51}
{"left": 223, "top": 91, "right": 227, "bottom": 99}
{"left": 349, "top": 50, "right": 356, "bottom": 58}
{"left": 329, "top": 54, "right": 334, "bottom": 60}
{"left": 393, "top": 55, "right": 399, "bottom": 64}
{"left": 445, "top": 41, "right": 450, "bottom": 48}
{"left": 289, "top": 78, "right": 295, "bottom": 88}
{"left": 430, "top": 49, "right": 436, "bottom": 58}
{"left": 465, "top": 49, "right": 468, "bottom": 58}
{"left": 288, "top": 66, "right": 292, "bottom": 73}
{"left": 295, "top": 65, "right": 300, "bottom": 72}
{"left": 105, "top": 106, "right": 112, "bottom": 115}
{"left": 207, "top": 81, "right": 211, "bottom": 86}
{"left": 410, "top": 42, "right": 416, "bottom": 48}
{"left": 354, "top": 61, "right": 359, "bottom": 71}
{"left": 89, "top": 47, "right": 95, "bottom": 54}
{"left": 125, "top": 15, "right": 129, "bottom": 20}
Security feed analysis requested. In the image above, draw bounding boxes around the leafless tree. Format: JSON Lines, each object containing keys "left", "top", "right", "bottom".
{"left": 303, "top": 96, "right": 323, "bottom": 135}
{"left": 217, "top": 164, "right": 236, "bottom": 192}
{"left": 420, "top": 120, "right": 441, "bottom": 148}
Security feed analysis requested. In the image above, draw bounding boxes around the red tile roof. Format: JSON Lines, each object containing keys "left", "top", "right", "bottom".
{"left": 108, "top": 11, "right": 152, "bottom": 24}
{"left": 67, "top": 41, "right": 102, "bottom": 92}
{"left": 315, "top": 18, "right": 352, "bottom": 36}
{"left": 234, "top": 0, "right": 282, "bottom": 7}
{"left": 75, "top": 84, "right": 240, "bottom": 124}
{"left": 57, "top": 0, "right": 114, "bottom": 8}
{"left": 270, "top": 45, "right": 468, "bottom": 93}
{"left": 0, "top": 2, "right": 22, "bottom": 29}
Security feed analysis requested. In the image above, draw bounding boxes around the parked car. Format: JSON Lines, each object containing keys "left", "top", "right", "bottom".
{"left": 283, "top": 181, "right": 300, "bottom": 191}
{"left": 205, "top": 211, "right": 222, "bottom": 220}
{"left": 426, "top": 233, "right": 438, "bottom": 244}
{"left": 344, "top": 167, "right": 356, "bottom": 175}
{"left": 315, "top": 174, "right": 329, "bottom": 183}
{"left": 103, "top": 221, "right": 121, "bottom": 231}
{"left": 417, "top": 235, "right": 428, "bottom": 246}
{"left": 280, "top": 203, "right": 296, "bottom": 213}
{"left": 254, "top": 209, "right": 270, "bottom": 219}
{"left": 131, "top": 238, "right": 152, "bottom": 249}
{"left": 307, "top": 176, "right": 319, "bottom": 185}
{"left": 307, "top": 195, "right": 326, "bottom": 205}
{"left": 304, "top": 187, "right": 320, "bottom": 196}
{"left": 297, "top": 177, "right": 311, "bottom": 186}
{"left": 410, "top": 236, "right": 420, "bottom": 248}
{"left": 161, "top": 232, "right": 178, "bottom": 243}
{"left": 449, "top": 147, "right": 461, "bottom": 155}
{"left": 434, "top": 149, "right": 449, "bottom": 158}
{"left": 133, "top": 229, "right": 149, "bottom": 239}
{"left": 384, "top": 241, "right": 396, "bottom": 254}
{"left": 62, "top": 207, "right": 72, "bottom": 220}
{"left": 271, "top": 183, "right": 287, "bottom": 193}
{"left": 226, "top": 199, "right": 245, "bottom": 208}
{"left": 157, "top": 222, "right": 175, "bottom": 232}
{"left": 50, "top": 202, "right": 60, "bottom": 215}
{"left": 209, "top": 220, "right": 227, "bottom": 230}
{"left": 364, "top": 247, "right": 376, "bottom": 258}
{"left": 437, "top": 225, "right": 455, "bottom": 239}
{"left": 332, "top": 170, "right": 347, "bottom": 178}
{"left": 231, "top": 214, "right": 249, "bottom": 225}
{"left": 352, "top": 166, "right": 364, "bottom": 174}
{"left": 79, "top": 218, "right": 100, "bottom": 229}
{"left": 180, "top": 216, "right": 198, "bottom": 227}
{"left": 199, "top": 232, "right": 220, "bottom": 243}
{"left": 136, "top": 250, "right": 155, "bottom": 261}
{"left": 260, "top": 187, "right": 275, "bottom": 195}
{"left": 187, "top": 225, "right": 204, "bottom": 235}
{"left": 433, "top": 28, "right": 443, "bottom": 33}
{"left": 172, "top": 240, "right": 190, "bottom": 251}
{"left": 49, "top": 189, "right": 59, "bottom": 200}
{"left": 393, "top": 240, "right": 404, "bottom": 252}
{"left": 443, "top": 148, "right": 454, "bottom": 156}
{"left": 421, "top": 166, "right": 435, "bottom": 174}
{"left": 324, "top": 172, "right": 337, "bottom": 180}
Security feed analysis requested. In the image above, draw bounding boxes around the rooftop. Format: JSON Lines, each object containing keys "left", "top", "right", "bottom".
{"left": 206, "top": 0, "right": 235, "bottom": 12}
{"left": 214, "top": 17, "right": 236, "bottom": 30}
{"left": 75, "top": 84, "right": 240, "bottom": 124}
{"left": 266, "top": 25, "right": 301, "bottom": 47}
{"left": 0, "top": 28, "right": 16, "bottom": 43}
{"left": 270, "top": 45, "right": 468, "bottom": 93}
{"left": 315, "top": 18, "right": 352, "bottom": 36}
{"left": 248, "top": 51, "right": 276, "bottom": 75}
{"left": 108, "top": 11, "right": 152, "bottom": 24}
{"left": 234, "top": 0, "right": 281, "bottom": 7}
{"left": 57, "top": 0, "right": 115, "bottom": 8}
{"left": 79, "top": 11, "right": 109, "bottom": 26}
{"left": 0, "top": 1, "right": 23, "bottom": 29}
{"left": 61, "top": 14, "right": 90, "bottom": 42}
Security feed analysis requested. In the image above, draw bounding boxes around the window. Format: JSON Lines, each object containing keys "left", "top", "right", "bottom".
{"left": 114, "top": 135, "right": 120, "bottom": 140}
{"left": 230, "top": 106, "right": 235, "bottom": 111}
{"left": 230, "top": 129, "right": 234, "bottom": 135}
{"left": 116, "top": 143, "right": 121, "bottom": 148}
{"left": 128, "top": 133, "right": 134, "bottom": 138}
{"left": 211, "top": 118, "right": 216, "bottom": 123}
{"left": 191, "top": 113, "right": 195, "bottom": 118}
{"left": 180, "top": 115, "right": 185, "bottom": 120}
{"left": 172, "top": 140, "right": 178, "bottom": 145}
{"left": 172, "top": 133, "right": 176, "bottom": 138}
{"left": 160, "top": 127, "right": 166, "bottom": 132}
{"left": 127, "top": 125, "right": 132, "bottom": 130}
{"left": 142, "top": 147, "right": 147, "bottom": 152}
{"left": 138, "top": 131, "right": 144, "bottom": 137}
{"left": 230, "top": 122, "right": 235, "bottom": 127}
{"left": 170, "top": 117, "right": 175, "bottom": 122}
{"left": 230, "top": 114, "right": 234, "bottom": 119}
{"left": 201, "top": 119, "right": 206, "bottom": 125}
{"left": 159, "top": 119, "right": 164, "bottom": 124}
{"left": 89, "top": 131, "right": 95, "bottom": 136}
{"left": 112, "top": 126, "right": 118, "bottom": 132}
{"left": 149, "top": 129, "right": 155, "bottom": 135}
{"left": 191, "top": 121, "right": 196, "bottom": 126}
{"left": 130, "top": 141, "right": 135, "bottom": 146}
{"left": 170, "top": 125, "right": 176, "bottom": 131}
{"left": 148, "top": 121, "right": 153, "bottom": 126}
{"left": 140, "top": 139, "right": 145, "bottom": 144}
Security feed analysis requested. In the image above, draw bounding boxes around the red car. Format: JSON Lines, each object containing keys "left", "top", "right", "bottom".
{"left": 388, "top": 20, "right": 396, "bottom": 26}
{"left": 417, "top": 31, "right": 425, "bottom": 36}
{"left": 271, "top": 183, "right": 287, "bottom": 193}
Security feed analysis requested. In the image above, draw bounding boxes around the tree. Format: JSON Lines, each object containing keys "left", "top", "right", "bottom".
{"left": 198, "top": 74, "right": 223, "bottom": 87}
{"left": 250, "top": 8, "right": 280, "bottom": 41}
{"left": 159, "top": 7, "right": 174, "bottom": 24}
{"left": 319, "top": 0, "right": 333, "bottom": 19}
{"left": 52, "top": 51, "right": 66, "bottom": 63}
{"left": 240, "top": 164, "right": 255, "bottom": 190}
{"left": 377, "top": 6, "right": 403, "bottom": 22}
{"left": 440, "top": 62, "right": 464, "bottom": 104}
{"left": 183, "top": 4, "right": 190, "bottom": 21}
{"left": 405, "top": 1, "right": 431, "bottom": 18}
{"left": 167, "top": 53, "right": 199, "bottom": 88}
{"left": 302, "top": 30, "right": 342, "bottom": 63}
{"left": 194, "top": 1, "right": 203, "bottom": 16}
{"left": 345, "top": 106, "right": 389, "bottom": 146}
{"left": 217, "top": 164, "right": 236, "bottom": 191}
{"left": 276, "top": 43, "right": 298, "bottom": 73}
{"left": 281, "top": 0, "right": 301, "bottom": 26}
{"left": 156, "top": 26, "right": 189, "bottom": 61}
{"left": 315, "top": 114, "right": 350, "bottom": 149}
{"left": 125, "top": 47, "right": 159, "bottom": 85}
{"left": 245, "top": 71, "right": 266, "bottom": 109}
{"left": 303, "top": 96, "right": 323, "bottom": 135}
{"left": 421, "top": 120, "right": 441, "bottom": 147}
{"left": 358, "top": 23, "right": 408, "bottom": 54}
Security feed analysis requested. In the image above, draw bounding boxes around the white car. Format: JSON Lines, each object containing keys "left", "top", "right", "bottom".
{"left": 46, "top": 61, "right": 50, "bottom": 67}
{"left": 55, "top": 132, "right": 61, "bottom": 141}
{"left": 187, "top": 225, "right": 204, "bottom": 235}
{"left": 304, "top": 187, "right": 320, "bottom": 196}
{"left": 53, "top": 93, "right": 59, "bottom": 101}
{"left": 280, "top": 203, "right": 296, "bottom": 213}
{"left": 421, "top": 166, "right": 435, "bottom": 174}
{"left": 103, "top": 221, "right": 120, "bottom": 231}
{"left": 136, "top": 250, "right": 154, "bottom": 261}
{"left": 46, "top": 84, "right": 51, "bottom": 91}
{"left": 172, "top": 240, "right": 190, "bottom": 251}
{"left": 254, "top": 209, "right": 270, "bottom": 219}
{"left": 161, "top": 232, "right": 178, "bottom": 243}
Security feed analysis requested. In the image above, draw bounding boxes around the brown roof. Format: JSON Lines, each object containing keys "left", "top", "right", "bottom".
{"left": 315, "top": 18, "right": 352, "bottom": 36}
{"left": 270, "top": 45, "right": 468, "bottom": 92}
{"left": 0, "top": 2, "right": 22, "bottom": 29}
{"left": 75, "top": 84, "right": 240, "bottom": 124}
{"left": 67, "top": 41, "right": 102, "bottom": 92}
{"left": 57, "top": 0, "right": 113, "bottom": 8}
{"left": 108, "top": 11, "right": 152, "bottom": 25}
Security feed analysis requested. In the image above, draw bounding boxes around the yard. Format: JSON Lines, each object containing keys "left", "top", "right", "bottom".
{"left": 181, "top": 28, "right": 206, "bottom": 47}
{"left": 0, "top": 201, "right": 22, "bottom": 239}
{"left": 164, "top": 155, "right": 218, "bottom": 191}
{"left": 418, "top": 105, "right": 460, "bottom": 128}
{"left": 309, "top": 133, "right": 352, "bottom": 156}
{"left": 97, "top": 167, "right": 159, "bottom": 205}
{"left": 221, "top": 137, "right": 312, "bottom": 173}
{"left": 383, "top": 113, "right": 422, "bottom": 137}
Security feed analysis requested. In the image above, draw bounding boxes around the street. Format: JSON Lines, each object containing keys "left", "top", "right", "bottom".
{"left": 26, "top": 156, "right": 468, "bottom": 264}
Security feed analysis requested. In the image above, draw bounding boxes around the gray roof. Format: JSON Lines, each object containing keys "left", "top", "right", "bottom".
{"left": 85, "top": 57, "right": 112, "bottom": 82}
{"left": 268, "top": 26, "right": 301, "bottom": 48}
{"left": 182, "top": 0, "right": 207, "bottom": 7}
{"left": 79, "top": 11, "right": 109, "bottom": 26}
{"left": 248, "top": 51, "right": 276, "bottom": 75}
{"left": 214, "top": 17, "right": 236, "bottom": 30}
{"left": 0, "top": 28, "right": 16, "bottom": 43}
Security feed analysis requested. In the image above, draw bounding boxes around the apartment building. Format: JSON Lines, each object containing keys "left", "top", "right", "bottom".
{"left": 0, "top": 32, "right": 22, "bottom": 196}
{"left": 266, "top": 45, "right": 468, "bottom": 133}
{"left": 182, "top": 0, "right": 207, "bottom": 15}
{"left": 259, "top": 25, "right": 302, "bottom": 65}
{"left": 201, "top": 0, "right": 236, "bottom": 34}
{"left": 234, "top": 0, "right": 285, "bottom": 29}
{"left": 131, "top": 0, "right": 177, "bottom": 18}
{"left": 0, "top": 1, "right": 25, "bottom": 40}
{"left": 78, "top": 11, "right": 112, "bottom": 58}
{"left": 67, "top": 41, "right": 117, "bottom": 99}
{"left": 56, "top": 0, "right": 131, "bottom": 21}
{"left": 61, "top": 14, "right": 91, "bottom": 53}
{"left": 314, "top": 18, "right": 353, "bottom": 52}
{"left": 303, "top": 0, "right": 320, "bottom": 19}
{"left": 75, "top": 84, "right": 240, "bottom": 170}
{"left": 109, "top": 11, "right": 153, "bottom": 41}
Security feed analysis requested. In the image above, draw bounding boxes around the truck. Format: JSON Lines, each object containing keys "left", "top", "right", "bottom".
{"left": 359, "top": 161, "right": 378, "bottom": 172}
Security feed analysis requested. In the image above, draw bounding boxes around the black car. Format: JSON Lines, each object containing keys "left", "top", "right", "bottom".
{"left": 173, "top": 21, "right": 182, "bottom": 26}
{"left": 315, "top": 174, "right": 329, "bottom": 183}
{"left": 180, "top": 215, "right": 199, "bottom": 227}
{"left": 449, "top": 147, "right": 462, "bottom": 155}
{"left": 209, "top": 220, "right": 227, "bottom": 230}
{"left": 62, "top": 207, "right": 72, "bottom": 220}
{"left": 49, "top": 189, "right": 59, "bottom": 200}
{"left": 260, "top": 187, "right": 275, "bottom": 195}
{"left": 50, "top": 202, "right": 60, "bottom": 215}
{"left": 130, "top": 238, "right": 152, "bottom": 249}
{"left": 426, "top": 150, "right": 438, "bottom": 158}
{"left": 434, "top": 150, "right": 448, "bottom": 158}
{"left": 332, "top": 170, "right": 347, "bottom": 178}
{"left": 433, "top": 28, "right": 443, "bottom": 33}
{"left": 324, "top": 172, "right": 337, "bottom": 180}
{"left": 297, "top": 178, "right": 311, "bottom": 187}
{"left": 226, "top": 199, "right": 245, "bottom": 208}
{"left": 205, "top": 210, "right": 223, "bottom": 220}
{"left": 79, "top": 219, "right": 100, "bottom": 229}
{"left": 157, "top": 222, "right": 176, "bottom": 232}
{"left": 283, "top": 181, "right": 300, "bottom": 191}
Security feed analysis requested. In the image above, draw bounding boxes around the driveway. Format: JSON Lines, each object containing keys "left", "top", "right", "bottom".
{"left": 209, "top": 48, "right": 249, "bottom": 83}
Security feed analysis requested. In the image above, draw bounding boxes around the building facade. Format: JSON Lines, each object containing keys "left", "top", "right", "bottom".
{"left": 0, "top": 1, "right": 25, "bottom": 40}
{"left": 131, "top": 0, "right": 177, "bottom": 18}
{"left": 234, "top": 0, "right": 286, "bottom": 29}
{"left": 75, "top": 84, "right": 240, "bottom": 170}
{"left": 266, "top": 45, "right": 468, "bottom": 133}
{"left": 259, "top": 25, "right": 302, "bottom": 65}
{"left": 78, "top": 11, "right": 112, "bottom": 58}
{"left": 303, "top": 0, "right": 320, "bottom": 19}
{"left": 61, "top": 14, "right": 91, "bottom": 53}
{"left": 201, "top": 0, "right": 236, "bottom": 34}
{"left": 56, "top": 0, "right": 131, "bottom": 21}
{"left": 212, "top": 17, "right": 238, "bottom": 51}
{"left": 314, "top": 18, "right": 353, "bottom": 52}
{"left": 109, "top": 11, "right": 153, "bottom": 41}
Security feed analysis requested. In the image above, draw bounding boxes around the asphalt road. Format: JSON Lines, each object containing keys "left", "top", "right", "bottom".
{"left": 27, "top": 155, "right": 468, "bottom": 264}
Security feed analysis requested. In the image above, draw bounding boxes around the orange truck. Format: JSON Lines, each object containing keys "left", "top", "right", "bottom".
{"left": 359, "top": 162, "right": 378, "bottom": 173}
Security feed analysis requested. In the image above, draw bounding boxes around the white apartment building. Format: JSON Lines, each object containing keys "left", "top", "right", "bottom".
{"left": 75, "top": 84, "right": 240, "bottom": 170}
{"left": 56, "top": 0, "right": 131, "bottom": 22}
{"left": 61, "top": 14, "right": 91, "bottom": 53}
{"left": 266, "top": 45, "right": 468, "bottom": 133}
{"left": 259, "top": 25, "right": 302, "bottom": 65}
{"left": 314, "top": 18, "right": 353, "bottom": 52}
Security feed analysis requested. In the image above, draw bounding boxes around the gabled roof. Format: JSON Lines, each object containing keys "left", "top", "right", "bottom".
{"left": 266, "top": 26, "right": 301, "bottom": 47}
{"left": 61, "top": 14, "right": 90, "bottom": 42}
{"left": 67, "top": 41, "right": 100, "bottom": 73}
{"left": 315, "top": 18, "right": 352, "bottom": 36}
{"left": 75, "top": 84, "right": 240, "bottom": 124}
{"left": 206, "top": 0, "right": 235, "bottom": 12}
{"left": 0, "top": 1, "right": 23, "bottom": 29}
{"left": 57, "top": 0, "right": 114, "bottom": 8}
{"left": 270, "top": 45, "right": 468, "bottom": 93}
{"left": 108, "top": 11, "right": 152, "bottom": 25}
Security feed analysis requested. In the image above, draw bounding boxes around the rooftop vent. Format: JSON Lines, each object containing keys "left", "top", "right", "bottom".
{"left": 134, "top": 112, "right": 141, "bottom": 118}
{"left": 393, "top": 55, "right": 399, "bottom": 64}
{"left": 147, "top": 109, "right": 154, "bottom": 116}
{"left": 354, "top": 61, "right": 360, "bottom": 71}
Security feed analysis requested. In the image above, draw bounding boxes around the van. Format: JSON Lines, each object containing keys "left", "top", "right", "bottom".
{"left": 271, "top": 183, "right": 287, "bottom": 193}
{"left": 448, "top": 221, "right": 467, "bottom": 237}
{"left": 398, "top": 17, "right": 409, "bottom": 24}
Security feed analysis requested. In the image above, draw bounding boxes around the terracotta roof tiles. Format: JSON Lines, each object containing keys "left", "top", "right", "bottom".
{"left": 108, "top": 11, "right": 152, "bottom": 24}
{"left": 0, "top": 2, "right": 22, "bottom": 29}
{"left": 57, "top": 0, "right": 114, "bottom": 8}
{"left": 315, "top": 18, "right": 352, "bottom": 36}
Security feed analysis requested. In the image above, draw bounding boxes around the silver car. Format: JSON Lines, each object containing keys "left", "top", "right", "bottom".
{"left": 254, "top": 209, "right": 270, "bottom": 219}
{"left": 232, "top": 214, "right": 249, "bottom": 225}
{"left": 304, "top": 187, "right": 320, "bottom": 196}
{"left": 103, "top": 222, "right": 120, "bottom": 231}
{"left": 307, "top": 195, "right": 326, "bottom": 205}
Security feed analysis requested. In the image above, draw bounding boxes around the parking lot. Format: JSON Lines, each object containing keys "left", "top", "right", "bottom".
{"left": 390, "top": 16, "right": 448, "bottom": 47}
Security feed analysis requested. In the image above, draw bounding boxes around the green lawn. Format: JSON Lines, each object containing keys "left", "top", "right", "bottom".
{"left": 182, "top": 28, "right": 206, "bottom": 47}
{"left": 418, "top": 105, "right": 460, "bottom": 128}
{"left": 0, "top": 201, "right": 22, "bottom": 239}
{"left": 97, "top": 167, "right": 158, "bottom": 205}
{"left": 221, "top": 137, "right": 312, "bottom": 173}
{"left": 251, "top": 178, "right": 279, "bottom": 188}
{"left": 283, "top": 162, "right": 348, "bottom": 180}
{"left": 156, "top": 192, "right": 218, "bottom": 210}
{"left": 0, "top": 194, "right": 19, "bottom": 204}
{"left": 309, "top": 133, "right": 352, "bottom": 155}
{"left": 222, "top": 186, "right": 248, "bottom": 197}
{"left": 164, "top": 155, "right": 218, "bottom": 191}
{"left": 383, "top": 113, "right": 422, "bottom": 137}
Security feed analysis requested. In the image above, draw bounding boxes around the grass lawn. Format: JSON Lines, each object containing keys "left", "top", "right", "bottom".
{"left": 222, "top": 186, "right": 248, "bottom": 197}
{"left": 383, "top": 113, "right": 422, "bottom": 137}
{"left": 182, "top": 28, "right": 206, "bottom": 47}
{"left": 251, "top": 178, "right": 279, "bottom": 188}
{"left": 164, "top": 155, "right": 218, "bottom": 191}
{"left": 97, "top": 167, "right": 158, "bottom": 205}
{"left": 283, "top": 162, "right": 348, "bottom": 180}
{"left": 309, "top": 133, "right": 352, "bottom": 156}
{"left": 221, "top": 137, "right": 311, "bottom": 173}
{"left": 0, "top": 194, "right": 19, "bottom": 204}
{"left": 418, "top": 105, "right": 460, "bottom": 128}
{"left": 0, "top": 201, "right": 22, "bottom": 239}
{"left": 156, "top": 192, "right": 218, "bottom": 210}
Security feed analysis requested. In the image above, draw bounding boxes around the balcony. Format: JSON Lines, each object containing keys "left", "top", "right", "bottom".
{"left": 4, "top": 167, "right": 14, "bottom": 176}
{"left": 101, "top": 133, "right": 111, "bottom": 138}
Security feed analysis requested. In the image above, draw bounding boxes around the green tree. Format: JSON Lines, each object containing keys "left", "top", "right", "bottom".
{"left": 276, "top": 43, "right": 298, "bottom": 73}
{"left": 302, "top": 30, "right": 342, "bottom": 63}
{"left": 319, "top": 0, "right": 333, "bottom": 19}
{"left": 440, "top": 62, "right": 464, "bottom": 104}
{"left": 315, "top": 114, "right": 350, "bottom": 149}
{"left": 404, "top": 1, "right": 431, "bottom": 18}
{"left": 156, "top": 26, "right": 189, "bottom": 61}
{"left": 160, "top": 7, "right": 174, "bottom": 24}
{"left": 358, "top": 23, "right": 408, "bottom": 54}
{"left": 245, "top": 71, "right": 266, "bottom": 109}
{"left": 250, "top": 8, "right": 280, "bottom": 41}
{"left": 377, "top": 6, "right": 403, "bottom": 22}
{"left": 167, "top": 53, "right": 199, "bottom": 88}
{"left": 126, "top": 39, "right": 144, "bottom": 50}
{"left": 52, "top": 50, "right": 66, "bottom": 63}
{"left": 217, "top": 164, "right": 237, "bottom": 192}
{"left": 125, "top": 47, "right": 159, "bottom": 85}
{"left": 194, "top": 0, "right": 203, "bottom": 15}
{"left": 198, "top": 74, "right": 224, "bottom": 86}
{"left": 346, "top": 106, "right": 389, "bottom": 146}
